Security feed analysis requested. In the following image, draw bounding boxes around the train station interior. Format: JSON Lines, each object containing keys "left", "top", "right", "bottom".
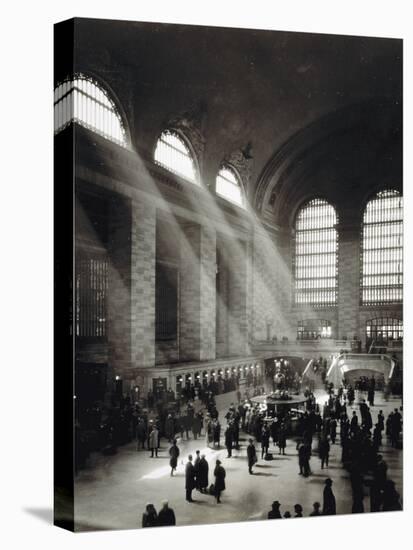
{"left": 54, "top": 17, "right": 403, "bottom": 530}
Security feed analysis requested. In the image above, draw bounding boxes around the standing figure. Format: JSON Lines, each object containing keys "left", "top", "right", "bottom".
{"left": 318, "top": 435, "right": 330, "bottom": 469}
{"left": 198, "top": 454, "right": 209, "bottom": 494}
{"left": 225, "top": 424, "right": 234, "bottom": 458}
{"left": 322, "top": 478, "right": 336, "bottom": 515}
{"left": 149, "top": 426, "right": 159, "bottom": 458}
{"left": 277, "top": 424, "right": 287, "bottom": 455}
{"left": 261, "top": 424, "right": 270, "bottom": 459}
{"left": 213, "top": 459, "right": 226, "bottom": 503}
{"left": 168, "top": 439, "right": 180, "bottom": 476}
{"left": 185, "top": 455, "right": 196, "bottom": 502}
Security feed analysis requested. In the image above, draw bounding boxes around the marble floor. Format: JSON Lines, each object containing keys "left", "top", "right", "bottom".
{"left": 74, "top": 391, "right": 403, "bottom": 532}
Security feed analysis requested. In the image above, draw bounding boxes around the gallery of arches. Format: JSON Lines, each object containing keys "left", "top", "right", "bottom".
{"left": 54, "top": 18, "right": 403, "bottom": 531}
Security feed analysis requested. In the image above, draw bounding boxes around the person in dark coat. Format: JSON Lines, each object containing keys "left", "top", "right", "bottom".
{"left": 225, "top": 424, "right": 234, "bottom": 458}
{"left": 268, "top": 500, "right": 282, "bottom": 519}
{"left": 142, "top": 503, "right": 158, "bottom": 527}
{"left": 194, "top": 450, "right": 201, "bottom": 489}
{"left": 309, "top": 502, "right": 321, "bottom": 516}
{"left": 322, "top": 478, "right": 336, "bottom": 515}
{"left": 247, "top": 438, "right": 257, "bottom": 474}
{"left": 193, "top": 413, "right": 202, "bottom": 440}
{"left": 294, "top": 504, "right": 303, "bottom": 518}
{"left": 350, "top": 411, "right": 359, "bottom": 433}
{"left": 136, "top": 418, "right": 147, "bottom": 450}
{"left": 261, "top": 424, "right": 270, "bottom": 459}
{"left": 318, "top": 435, "right": 330, "bottom": 469}
{"left": 185, "top": 455, "right": 196, "bottom": 502}
{"left": 214, "top": 459, "right": 226, "bottom": 503}
{"left": 213, "top": 420, "right": 221, "bottom": 447}
{"left": 165, "top": 414, "right": 175, "bottom": 443}
{"left": 382, "top": 480, "right": 402, "bottom": 511}
{"left": 277, "top": 424, "right": 287, "bottom": 455}
{"left": 157, "top": 500, "right": 176, "bottom": 526}
{"left": 169, "top": 439, "right": 180, "bottom": 476}
{"left": 198, "top": 454, "right": 209, "bottom": 493}
{"left": 329, "top": 419, "right": 337, "bottom": 444}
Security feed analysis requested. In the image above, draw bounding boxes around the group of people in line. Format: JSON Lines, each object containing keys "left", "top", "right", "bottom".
{"left": 267, "top": 478, "right": 336, "bottom": 518}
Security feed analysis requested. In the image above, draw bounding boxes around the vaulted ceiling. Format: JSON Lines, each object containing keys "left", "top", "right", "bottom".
{"left": 63, "top": 17, "right": 402, "bottom": 223}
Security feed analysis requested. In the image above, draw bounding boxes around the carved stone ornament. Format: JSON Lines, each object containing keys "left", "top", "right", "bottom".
{"left": 223, "top": 142, "right": 254, "bottom": 189}
{"left": 165, "top": 100, "right": 207, "bottom": 169}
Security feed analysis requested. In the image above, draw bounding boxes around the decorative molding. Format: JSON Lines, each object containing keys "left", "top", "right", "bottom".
{"left": 165, "top": 100, "right": 207, "bottom": 171}
{"left": 223, "top": 142, "right": 254, "bottom": 190}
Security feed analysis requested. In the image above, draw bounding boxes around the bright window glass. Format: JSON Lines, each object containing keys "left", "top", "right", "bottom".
{"left": 294, "top": 198, "right": 338, "bottom": 306}
{"left": 216, "top": 166, "right": 244, "bottom": 207}
{"left": 54, "top": 74, "right": 127, "bottom": 146}
{"left": 361, "top": 190, "right": 403, "bottom": 305}
{"left": 154, "top": 130, "right": 198, "bottom": 184}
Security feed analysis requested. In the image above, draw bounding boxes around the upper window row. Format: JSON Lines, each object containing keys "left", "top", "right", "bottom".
{"left": 54, "top": 75, "right": 245, "bottom": 208}
{"left": 294, "top": 191, "right": 403, "bottom": 307}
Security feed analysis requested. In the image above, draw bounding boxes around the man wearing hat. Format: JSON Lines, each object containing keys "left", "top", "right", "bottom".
{"left": 268, "top": 501, "right": 282, "bottom": 519}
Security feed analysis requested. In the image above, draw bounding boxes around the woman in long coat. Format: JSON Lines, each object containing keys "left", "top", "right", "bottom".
{"left": 214, "top": 459, "right": 226, "bottom": 503}
{"left": 322, "top": 478, "right": 336, "bottom": 515}
{"left": 169, "top": 439, "right": 180, "bottom": 476}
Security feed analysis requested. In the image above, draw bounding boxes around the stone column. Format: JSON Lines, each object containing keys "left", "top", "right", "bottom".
{"left": 228, "top": 239, "right": 248, "bottom": 356}
{"left": 180, "top": 223, "right": 216, "bottom": 361}
{"left": 130, "top": 198, "right": 156, "bottom": 369}
{"left": 338, "top": 224, "right": 360, "bottom": 341}
{"left": 107, "top": 195, "right": 132, "bottom": 377}
{"left": 107, "top": 196, "right": 156, "bottom": 383}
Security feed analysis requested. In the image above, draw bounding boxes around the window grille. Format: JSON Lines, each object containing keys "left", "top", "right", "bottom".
{"left": 297, "top": 319, "right": 332, "bottom": 340}
{"left": 361, "top": 190, "right": 403, "bottom": 305}
{"left": 154, "top": 130, "right": 198, "bottom": 184}
{"left": 75, "top": 254, "right": 108, "bottom": 338}
{"left": 366, "top": 317, "right": 403, "bottom": 346}
{"left": 294, "top": 198, "right": 338, "bottom": 306}
{"left": 54, "top": 74, "right": 127, "bottom": 147}
{"left": 216, "top": 166, "right": 245, "bottom": 207}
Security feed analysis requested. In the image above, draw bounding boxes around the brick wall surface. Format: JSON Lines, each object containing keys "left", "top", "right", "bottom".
{"left": 130, "top": 198, "right": 156, "bottom": 369}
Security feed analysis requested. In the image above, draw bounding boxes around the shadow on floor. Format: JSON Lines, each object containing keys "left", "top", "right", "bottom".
{"left": 23, "top": 507, "right": 53, "bottom": 525}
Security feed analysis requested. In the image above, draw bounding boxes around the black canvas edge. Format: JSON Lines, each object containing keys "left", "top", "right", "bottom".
{"left": 54, "top": 18, "right": 75, "bottom": 532}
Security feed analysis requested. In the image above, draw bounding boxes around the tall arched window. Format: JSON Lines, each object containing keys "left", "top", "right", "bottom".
{"left": 294, "top": 198, "right": 338, "bottom": 306}
{"left": 54, "top": 74, "right": 128, "bottom": 147}
{"left": 216, "top": 165, "right": 245, "bottom": 207}
{"left": 361, "top": 189, "right": 403, "bottom": 305}
{"left": 154, "top": 130, "right": 199, "bottom": 184}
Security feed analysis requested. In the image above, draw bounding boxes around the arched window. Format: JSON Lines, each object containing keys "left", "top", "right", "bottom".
{"left": 216, "top": 165, "right": 245, "bottom": 207}
{"left": 294, "top": 198, "right": 338, "bottom": 306}
{"left": 154, "top": 130, "right": 199, "bottom": 184}
{"left": 54, "top": 74, "right": 127, "bottom": 147}
{"left": 361, "top": 189, "right": 403, "bottom": 305}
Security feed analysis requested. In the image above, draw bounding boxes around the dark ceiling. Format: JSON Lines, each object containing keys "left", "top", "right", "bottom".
{"left": 61, "top": 17, "right": 402, "bottom": 208}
